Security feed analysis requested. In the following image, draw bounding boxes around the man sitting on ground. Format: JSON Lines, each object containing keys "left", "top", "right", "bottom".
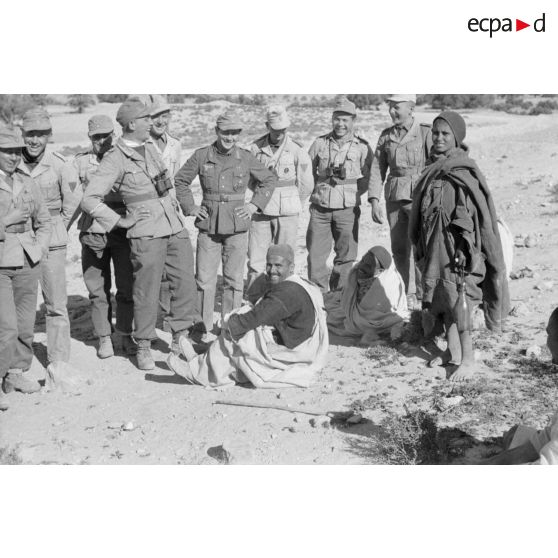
{"left": 167, "top": 244, "right": 328, "bottom": 389}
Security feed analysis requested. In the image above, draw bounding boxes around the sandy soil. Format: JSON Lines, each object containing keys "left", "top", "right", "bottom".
{"left": 1, "top": 105, "right": 558, "bottom": 465}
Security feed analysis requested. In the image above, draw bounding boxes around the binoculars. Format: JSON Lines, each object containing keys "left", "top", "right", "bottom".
{"left": 152, "top": 170, "right": 173, "bottom": 196}
{"left": 325, "top": 164, "right": 346, "bottom": 180}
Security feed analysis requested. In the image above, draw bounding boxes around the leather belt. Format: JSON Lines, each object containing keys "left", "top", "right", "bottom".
{"left": 204, "top": 193, "right": 245, "bottom": 202}
{"left": 126, "top": 191, "right": 167, "bottom": 204}
{"left": 5, "top": 223, "right": 31, "bottom": 233}
{"left": 389, "top": 169, "right": 417, "bottom": 178}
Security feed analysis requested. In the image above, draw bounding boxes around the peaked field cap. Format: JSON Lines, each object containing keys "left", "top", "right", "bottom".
{"left": 387, "top": 94, "right": 417, "bottom": 104}
{"left": 88, "top": 114, "right": 114, "bottom": 136}
{"left": 434, "top": 110, "right": 467, "bottom": 145}
{"left": 22, "top": 107, "right": 52, "bottom": 132}
{"left": 266, "top": 105, "right": 290, "bottom": 129}
{"left": 267, "top": 243, "right": 295, "bottom": 263}
{"left": 150, "top": 94, "right": 171, "bottom": 116}
{"left": 116, "top": 96, "right": 153, "bottom": 127}
{"left": 216, "top": 111, "right": 243, "bottom": 131}
{"left": 332, "top": 96, "right": 357, "bottom": 115}
{"left": 0, "top": 126, "right": 25, "bottom": 148}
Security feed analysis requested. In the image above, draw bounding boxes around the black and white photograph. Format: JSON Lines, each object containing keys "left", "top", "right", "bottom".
{"left": 1, "top": 92, "right": 557, "bottom": 466}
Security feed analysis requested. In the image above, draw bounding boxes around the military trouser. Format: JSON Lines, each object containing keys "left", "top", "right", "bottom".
{"left": 386, "top": 200, "right": 422, "bottom": 298}
{"left": 306, "top": 204, "right": 360, "bottom": 293}
{"left": 247, "top": 213, "right": 299, "bottom": 287}
{"left": 196, "top": 231, "right": 248, "bottom": 331}
{"left": 80, "top": 230, "right": 134, "bottom": 338}
{"left": 0, "top": 257, "right": 41, "bottom": 377}
{"left": 40, "top": 247, "right": 71, "bottom": 364}
{"left": 129, "top": 230, "right": 196, "bottom": 341}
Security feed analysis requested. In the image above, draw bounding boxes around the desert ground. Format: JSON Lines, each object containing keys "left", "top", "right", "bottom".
{"left": 1, "top": 101, "right": 558, "bottom": 464}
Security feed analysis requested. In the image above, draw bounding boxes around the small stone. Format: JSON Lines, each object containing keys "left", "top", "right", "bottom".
{"left": 437, "top": 396, "right": 465, "bottom": 411}
{"left": 525, "top": 345, "right": 542, "bottom": 358}
{"left": 220, "top": 440, "right": 254, "bottom": 464}
{"left": 509, "top": 302, "right": 530, "bottom": 317}
{"left": 399, "top": 358, "right": 408, "bottom": 366}
{"left": 136, "top": 448, "right": 150, "bottom": 457}
{"left": 107, "top": 422, "right": 122, "bottom": 430}
{"left": 122, "top": 421, "right": 135, "bottom": 431}
{"left": 276, "top": 393, "right": 282, "bottom": 399}
{"left": 524, "top": 235, "right": 538, "bottom": 248}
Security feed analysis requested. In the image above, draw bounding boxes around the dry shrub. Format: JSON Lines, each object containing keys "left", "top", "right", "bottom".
{"left": 0, "top": 446, "right": 22, "bottom": 465}
{"left": 376, "top": 410, "right": 440, "bottom": 465}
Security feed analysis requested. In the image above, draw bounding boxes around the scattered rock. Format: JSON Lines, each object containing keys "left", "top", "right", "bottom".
{"left": 107, "top": 422, "right": 122, "bottom": 430}
{"left": 309, "top": 415, "right": 331, "bottom": 429}
{"left": 525, "top": 345, "right": 542, "bottom": 358}
{"left": 136, "top": 448, "right": 150, "bottom": 458}
{"left": 510, "top": 267, "right": 534, "bottom": 280}
{"left": 509, "top": 302, "right": 530, "bottom": 317}
{"left": 436, "top": 395, "right": 465, "bottom": 412}
{"left": 345, "top": 413, "right": 363, "bottom": 425}
{"left": 524, "top": 235, "right": 538, "bottom": 248}
{"left": 122, "top": 421, "right": 135, "bottom": 431}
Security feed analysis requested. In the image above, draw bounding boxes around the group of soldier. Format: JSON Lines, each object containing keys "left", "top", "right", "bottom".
{"left": 0, "top": 93, "right": 430, "bottom": 408}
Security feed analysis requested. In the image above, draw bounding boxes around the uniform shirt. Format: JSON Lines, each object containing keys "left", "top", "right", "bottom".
{"left": 148, "top": 131, "right": 182, "bottom": 181}
{"left": 0, "top": 169, "right": 52, "bottom": 267}
{"left": 74, "top": 150, "right": 126, "bottom": 233}
{"left": 367, "top": 118, "right": 432, "bottom": 203}
{"left": 174, "top": 143, "right": 276, "bottom": 235}
{"left": 227, "top": 279, "right": 315, "bottom": 349}
{"left": 308, "top": 132, "right": 372, "bottom": 209}
{"left": 18, "top": 150, "right": 80, "bottom": 249}
{"left": 81, "top": 138, "right": 184, "bottom": 239}
{"left": 250, "top": 134, "right": 313, "bottom": 217}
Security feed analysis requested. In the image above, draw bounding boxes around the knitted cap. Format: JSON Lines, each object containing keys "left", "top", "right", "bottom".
{"left": 267, "top": 244, "right": 295, "bottom": 263}
{"left": 434, "top": 111, "right": 466, "bottom": 146}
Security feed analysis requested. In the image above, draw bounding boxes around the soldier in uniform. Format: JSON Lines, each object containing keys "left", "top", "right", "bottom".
{"left": 367, "top": 94, "right": 432, "bottom": 308}
{"left": 306, "top": 97, "right": 372, "bottom": 293}
{"left": 0, "top": 126, "right": 52, "bottom": 408}
{"left": 247, "top": 105, "right": 313, "bottom": 287}
{"left": 81, "top": 96, "right": 197, "bottom": 370}
{"left": 19, "top": 107, "right": 81, "bottom": 383}
{"left": 174, "top": 111, "right": 277, "bottom": 338}
{"left": 148, "top": 95, "right": 182, "bottom": 184}
{"left": 74, "top": 115, "right": 135, "bottom": 359}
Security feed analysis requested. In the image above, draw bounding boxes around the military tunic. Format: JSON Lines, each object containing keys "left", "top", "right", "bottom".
{"left": 18, "top": 150, "right": 80, "bottom": 365}
{"left": 0, "top": 168, "right": 52, "bottom": 376}
{"left": 174, "top": 142, "right": 276, "bottom": 330}
{"left": 247, "top": 134, "right": 313, "bottom": 284}
{"left": 306, "top": 132, "right": 372, "bottom": 292}
{"left": 367, "top": 118, "right": 432, "bottom": 297}
{"left": 81, "top": 138, "right": 196, "bottom": 341}
{"left": 74, "top": 150, "right": 133, "bottom": 338}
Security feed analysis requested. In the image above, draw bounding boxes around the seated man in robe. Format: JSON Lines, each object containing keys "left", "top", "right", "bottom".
{"left": 481, "top": 413, "right": 558, "bottom": 465}
{"left": 167, "top": 244, "right": 328, "bottom": 389}
{"left": 326, "top": 245, "right": 409, "bottom": 345}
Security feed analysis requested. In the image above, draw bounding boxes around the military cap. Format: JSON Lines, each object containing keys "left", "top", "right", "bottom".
{"left": 88, "top": 114, "right": 114, "bottom": 136}
{"left": 22, "top": 107, "right": 52, "bottom": 132}
{"left": 150, "top": 94, "right": 171, "bottom": 116}
{"left": 332, "top": 96, "right": 357, "bottom": 116}
{"left": 266, "top": 105, "right": 290, "bottom": 130}
{"left": 386, "top": 94, "right": 417, "bottom": 104}
{"left": 116, "top": 96, "right": 152, "bottom": 127}
{"left": 216, "top": 111, "right": 243, "bottom": 131}
{"left": 0, "top": 126, "right": 25, "bottom": 149}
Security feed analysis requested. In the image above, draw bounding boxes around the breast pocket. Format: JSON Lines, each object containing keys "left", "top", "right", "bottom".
{"left": 317, "top": 149, "right": 330, "bottom": 175}
{"left": 277, "top": 152, "right": 296, "bottom": 180}
{"left": 38, "top": 172, "right": 61, "bottom": 203}
{"left": 233, "top": 167, "right": 247, "bottom": 192}
{"left": 345, "top": 150, "right": 362, "bottom": 179}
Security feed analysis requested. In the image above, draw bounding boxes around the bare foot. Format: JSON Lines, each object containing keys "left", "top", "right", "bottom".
{"left": 449, "top": 362, "right": 476, "bottom": 382}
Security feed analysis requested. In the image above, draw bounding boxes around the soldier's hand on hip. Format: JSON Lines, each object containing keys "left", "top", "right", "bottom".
{"left": 190, "top": 205, "right": 209, "bottom": 220}
{"left": 370, "top": 198, "right": 384, "bottom": 224}
{"left": 117, "top": 205, "right": 151, "bottom": 229}
{"left": 3, "top": 199, "right": 31, "bottom": 226}
{"left": 235, "top": 202, "right": 257, "bottom": 220}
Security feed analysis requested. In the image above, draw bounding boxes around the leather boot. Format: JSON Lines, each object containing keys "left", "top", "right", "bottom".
{"left": 3, "top": 369, "right": 40, "bottom": 394}
{"left": 97, "top": 335, "right": 114, "bottom": 359}
{"left": 136, "top": 340, "right": 154, "bottom": 370}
